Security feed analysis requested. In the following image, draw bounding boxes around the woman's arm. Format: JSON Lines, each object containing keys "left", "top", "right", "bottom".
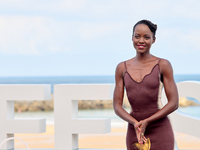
{"left": 113, "top": 62, "right": 138, "bottom": 125}
{"left": 137, "top": 59, "right": 179, "bottom": 133}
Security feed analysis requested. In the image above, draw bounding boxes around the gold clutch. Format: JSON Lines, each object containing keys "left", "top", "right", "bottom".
{"left": 133, "top": 138, "right": 151, "bottom": 150}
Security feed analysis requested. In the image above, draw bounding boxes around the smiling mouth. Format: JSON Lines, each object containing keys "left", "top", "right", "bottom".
{"left": 137, "top": 45, "right": 146, "bottom": 49}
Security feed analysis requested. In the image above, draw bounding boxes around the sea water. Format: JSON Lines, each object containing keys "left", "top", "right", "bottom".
{"left": 0, "top": 75, "right": 114, "bottom": 93}
{"left": 1, "top": 74, "right": 200, "bottom": 125}
{"left": 0, "top": 74, "right": 200, "bottom": 92}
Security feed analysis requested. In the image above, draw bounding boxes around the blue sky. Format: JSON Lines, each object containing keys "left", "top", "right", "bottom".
{"left": 0, "top": 0, "right": 200, "bottom": 77}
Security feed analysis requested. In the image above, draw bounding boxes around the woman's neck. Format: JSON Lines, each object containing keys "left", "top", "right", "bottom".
{"left": 135, "top": 52, "right": 152, "bottom": 62}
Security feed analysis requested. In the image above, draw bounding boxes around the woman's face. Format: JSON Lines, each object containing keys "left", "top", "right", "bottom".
{"left": 132, "top": 24, "right": 155, "bottom": 54}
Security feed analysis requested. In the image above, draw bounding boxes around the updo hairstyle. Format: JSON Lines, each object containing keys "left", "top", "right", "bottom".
{"left": 133, "top": 20, "right": 157, "bottom": 39}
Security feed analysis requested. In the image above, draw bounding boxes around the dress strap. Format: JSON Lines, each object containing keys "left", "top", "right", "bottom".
{"left": 157, "top": 58, "right": 162, "bottom": 64}
{"left": 124, "top": 61, "right": 127, "bottom": 71}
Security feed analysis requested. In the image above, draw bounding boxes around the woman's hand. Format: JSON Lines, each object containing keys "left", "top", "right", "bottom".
{"left": 135, "top": 120, "right": 148, "bottom": 144}
{"left": 137, "top": 119, "right": 149, "bottom": 136}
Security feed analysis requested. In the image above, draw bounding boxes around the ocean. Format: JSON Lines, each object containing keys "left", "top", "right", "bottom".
{"left": 0, "top": 75, "right": 114, "bottom": 93}
{"left": 1, "top": 74, "right": 200, "bottom": 125}
{"left": 0, "top": 74, "right": 200, "bottom": 92}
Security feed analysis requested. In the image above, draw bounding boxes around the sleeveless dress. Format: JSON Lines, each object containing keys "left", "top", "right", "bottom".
{"left": 124, "top": 59, "right": 174, "bottom": 150}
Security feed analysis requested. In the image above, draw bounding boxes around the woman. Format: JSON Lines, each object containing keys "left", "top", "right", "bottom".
{"left": 113, "top": 20, "right": 179, "bottom": 150}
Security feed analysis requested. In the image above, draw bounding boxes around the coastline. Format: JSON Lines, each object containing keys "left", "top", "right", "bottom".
{"left": 14, "top": 93, "right": 131, "bottom": 112}
{"left": 14, "top": 95, "right": 199, "bottom": 112}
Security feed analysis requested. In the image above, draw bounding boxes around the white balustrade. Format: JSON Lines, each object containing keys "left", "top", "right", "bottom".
{"left": 162, "top": 81, "right": 200, "bottom": 138}
{"left": 54, "top": 84, "right": 114, "bottom": 150}
{"left": 0, "top": 82, "right": 200, "bottom": 150}
{"left": 0, "top": 84, "right": 51, "bottom": 150}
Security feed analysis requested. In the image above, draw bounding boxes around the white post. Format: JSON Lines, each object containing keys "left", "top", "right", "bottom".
{"left": 54, "top": 84, "right": 114, "bottom": 150}
{"left": 0, "top": 84, "right": 51, "bottom": 150}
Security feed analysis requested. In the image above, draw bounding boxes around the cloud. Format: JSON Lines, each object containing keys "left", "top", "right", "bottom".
{"left": 0, "top": 0, "right": 200, "bottom": 20}
{"left": 155, "top": 26, "right": 200, "bottom": 55}
{"left": 1, "top": 0, "right": 200, "bottom": 56}
{"left": 0, "top": 16, "right": 74, "bottom": 55}
{"left": 169, "top": 0, "right": 200, "bottom": 20}
{"left": 180, "top": 29, "right": 200, "bottom": 51}
{"left": 0, "top": 15, "right": 127, "bottom": 55}
{"left": 0, "top": 16, "right": 41, "bottom": 55}
{"left": 0, "top": 0, "right": 87, "bottom": 15}
{"left": 78, "top": 22, "right": 127, "bottom": 41}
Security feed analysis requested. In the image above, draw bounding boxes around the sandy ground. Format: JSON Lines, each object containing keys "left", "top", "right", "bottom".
{"left": 12, "top": 124, "right": 200, "bottom": 149}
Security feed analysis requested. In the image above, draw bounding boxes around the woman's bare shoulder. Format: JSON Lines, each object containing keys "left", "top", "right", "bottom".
{"left": 159, "top": 58, "right": 172, "bottom": 67}
{"left": 121, "top": 58, "right": 135, "bottom": 67}
{"left": 115, "top": 61, "right": 126, "bottom": 75}
{"left": 116, "top": 61, "right": 124, "bottom": 69}
{"left": 159, "top": 58, "right": 173, "bottom": 74}
{"left": 116, "top": 58, "right": 134, "bottom": 69}
{"left": 115, "top": 59, "right": 132, "bottom": 77}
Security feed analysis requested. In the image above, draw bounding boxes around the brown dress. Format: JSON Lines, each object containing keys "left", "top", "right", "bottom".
{"left": 124, "top": 59, "right": 174, "bottom": 150}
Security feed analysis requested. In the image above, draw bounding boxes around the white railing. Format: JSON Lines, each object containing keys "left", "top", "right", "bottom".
{"left": 0, "top": 84, "right": 51, "bottom": 150}
{"left": 162, "top": 81, "right": 200, "bottom": 139}
{"left": 54, "top": 84, "right": 113, "bottom": 150}
{"left": 0, "top": 81, "right": 200, "bottom": 150}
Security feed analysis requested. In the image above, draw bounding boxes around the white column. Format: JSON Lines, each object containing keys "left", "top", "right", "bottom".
{"left": 0, "top": 84, "right": 51, "bottom": 149}
{"left": 54, "top": 84, "right": 114, "bottom": 150}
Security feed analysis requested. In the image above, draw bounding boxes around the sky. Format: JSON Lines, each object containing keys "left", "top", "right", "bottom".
{"left": 0, "top": 0, "right": 200, "bottom": 77}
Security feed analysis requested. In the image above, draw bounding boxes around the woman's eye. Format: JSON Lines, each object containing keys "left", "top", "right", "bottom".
{"left": 145, "top": 37, "right": 150, "bottom": 39}
{"left": 134, "top": 35, "right": 139, "bottom": 39}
